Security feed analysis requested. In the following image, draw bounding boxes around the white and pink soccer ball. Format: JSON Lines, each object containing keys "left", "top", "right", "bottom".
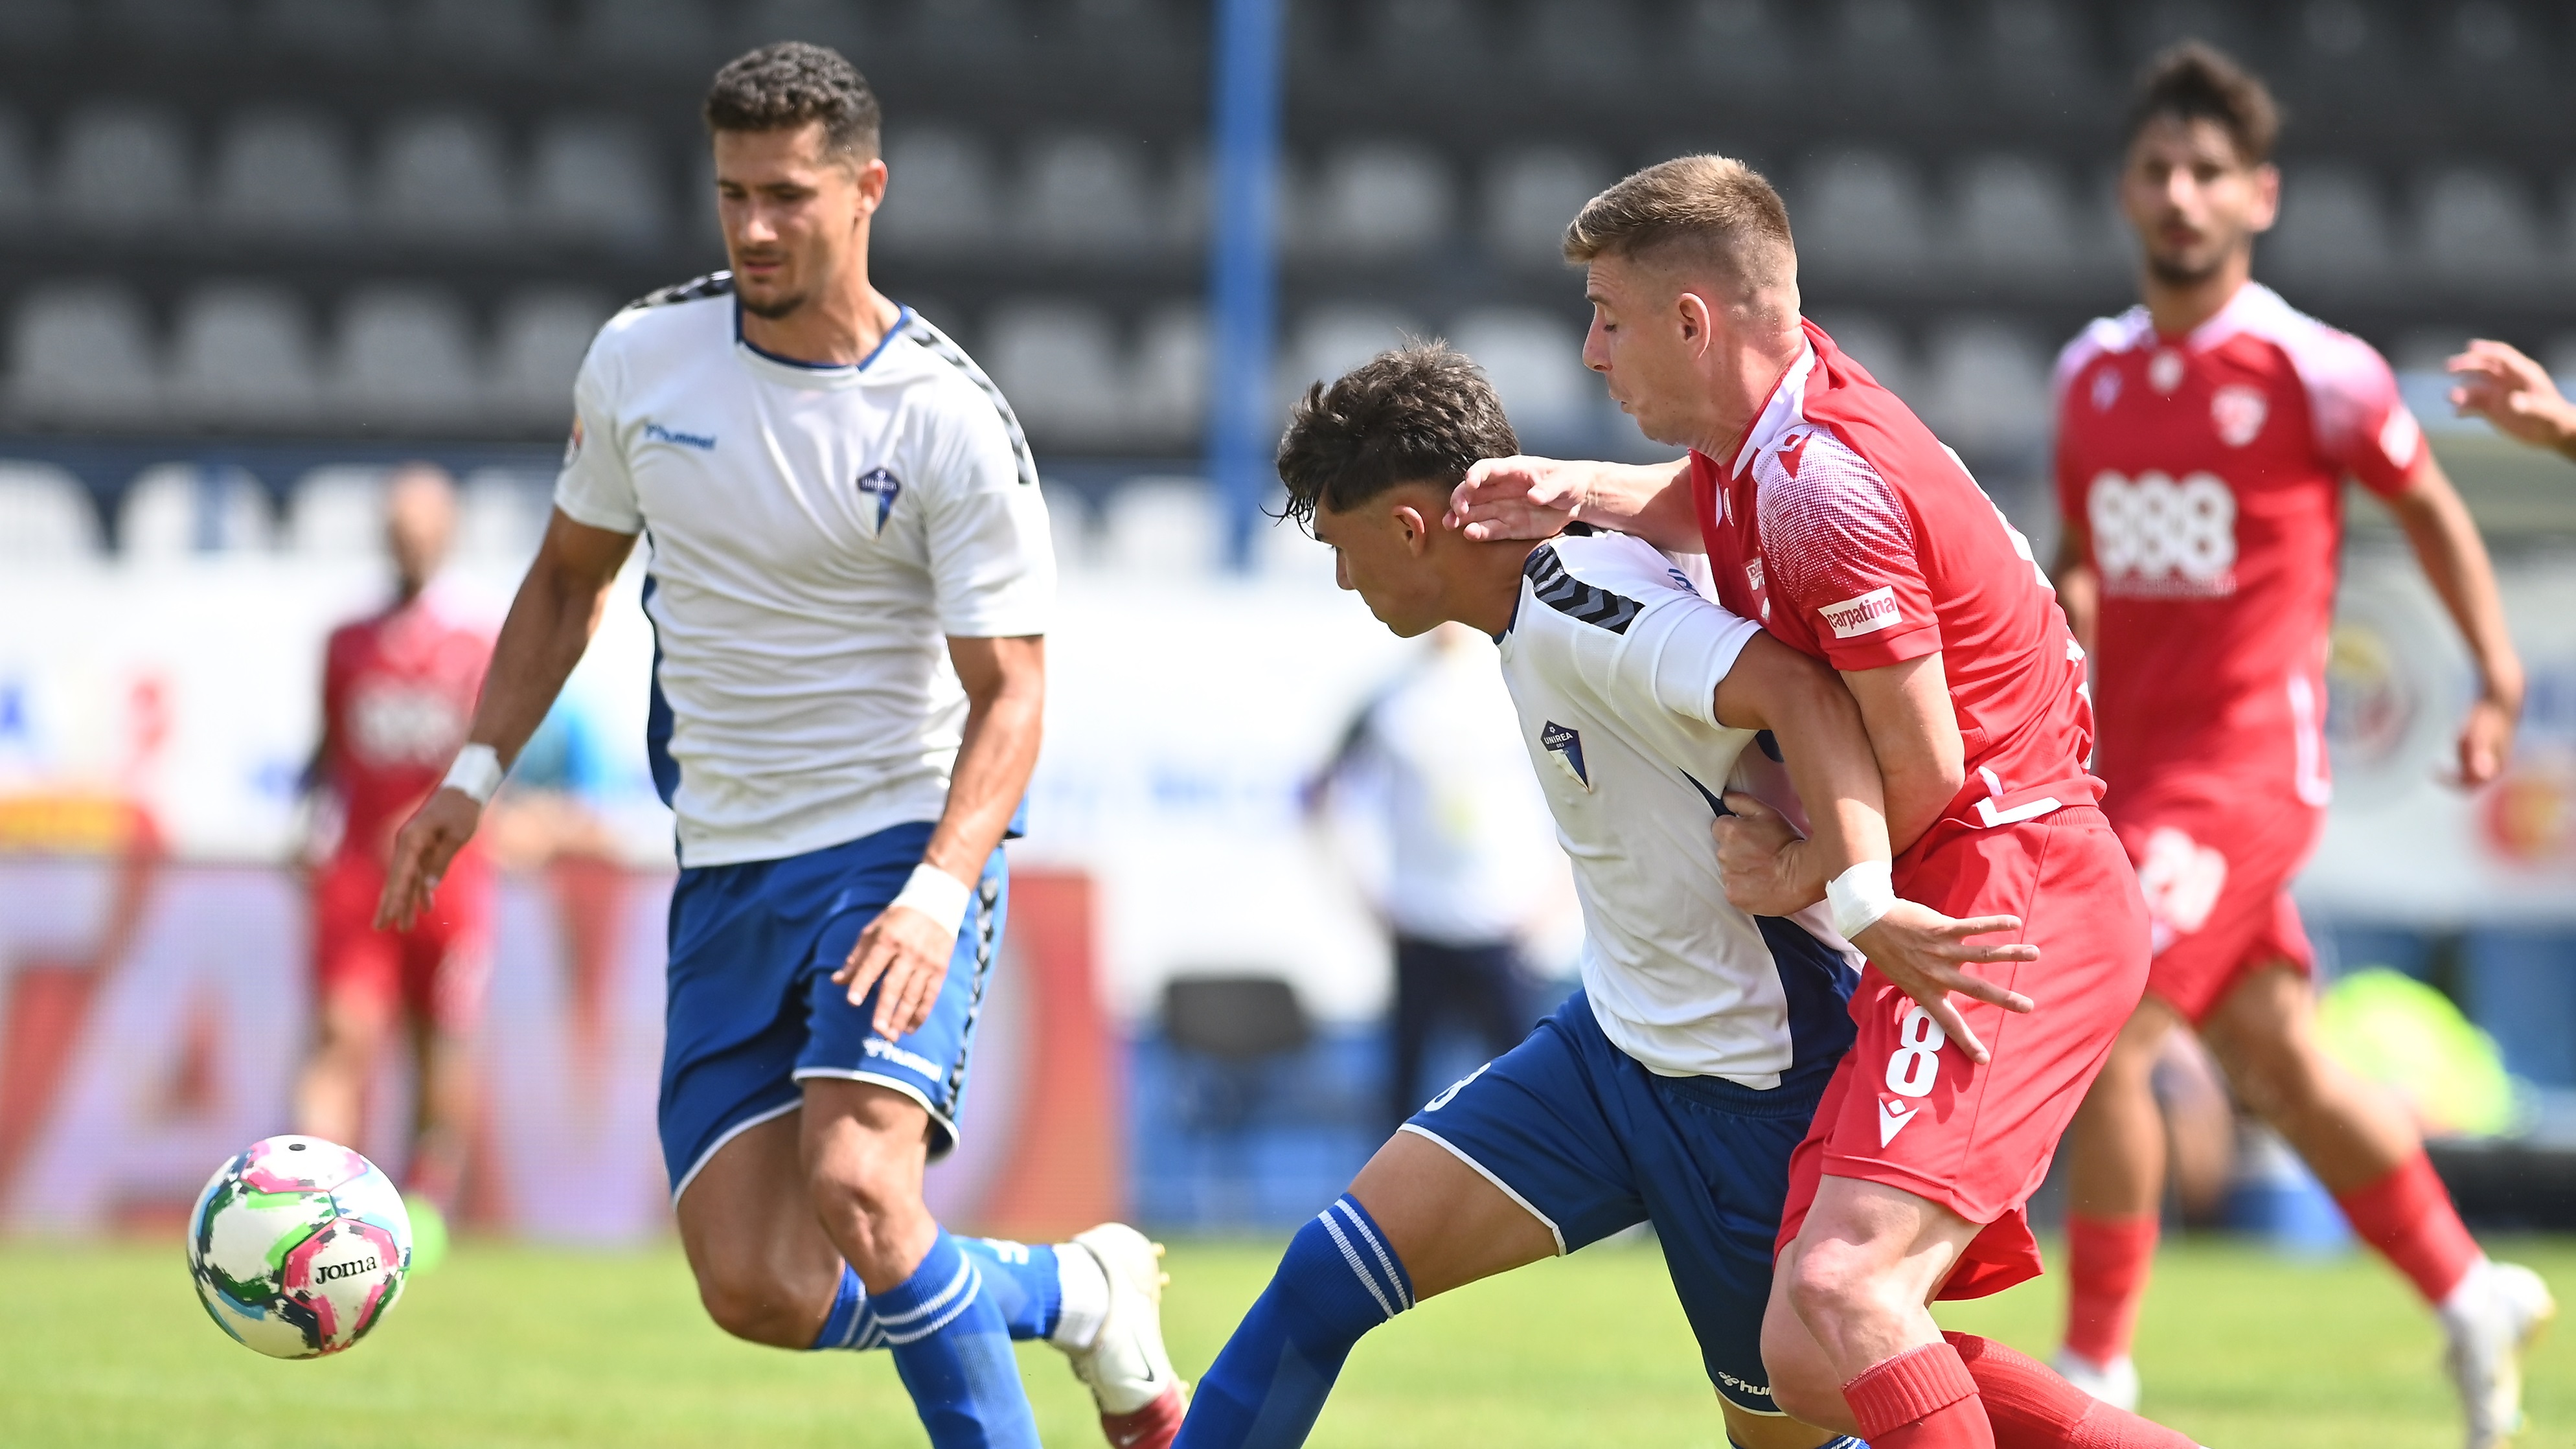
{"left": 187, "top": 1135, "right": 412, "bottom": 1359}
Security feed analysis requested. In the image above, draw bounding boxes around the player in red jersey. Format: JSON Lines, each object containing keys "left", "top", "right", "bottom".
{"left": 1452, "top": 157, "right": 2191, "bottom": 1449}
{"left": 295, "top": 464, "right": 497, "bottom": 1239}
{"left": 2046, "top": 48, "right": 2549, "bottom": 1444}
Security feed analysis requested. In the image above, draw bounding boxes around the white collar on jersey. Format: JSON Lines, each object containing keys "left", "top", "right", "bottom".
{"left": 1731, "top": 340, "right": 1819, "bottom": 479}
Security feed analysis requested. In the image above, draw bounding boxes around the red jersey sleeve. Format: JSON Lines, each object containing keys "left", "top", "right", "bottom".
{"left": 1755, "top": 429, "right": 1943, "bottom": 670}
{"left": 2291, "top": 326, "right": 2424, "bottom": 499}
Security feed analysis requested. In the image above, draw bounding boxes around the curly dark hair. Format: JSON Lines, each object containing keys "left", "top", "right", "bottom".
{"left": 1275, "top": 343, "right": 1520, "bottom": 534}
{"left": 704, "top": 41, "right": 881, "bottom": 161}
{"left": 2126, "top": 41, "right": 2279, "bottom": 166}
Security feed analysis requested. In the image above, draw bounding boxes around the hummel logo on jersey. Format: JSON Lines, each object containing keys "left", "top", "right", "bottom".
{"left": 1878, "top": 1097, "right": 1920, "bottom": 1146}
{"left": 856, "top": 467, "right": 902, "bottom": 532}
{"left": 1540, "top": 721, "right": 1590, "bottom": 791}
{"left": 1819, "top": 586, "right": 1901, "bottom": 639}
{"left": 643, "top": 420, "right": 717, "bottom": 450}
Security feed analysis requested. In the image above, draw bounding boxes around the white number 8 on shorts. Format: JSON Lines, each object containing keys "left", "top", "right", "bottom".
{"left": 1884, "top": 1005, "right": 1947, "bottom": 1099}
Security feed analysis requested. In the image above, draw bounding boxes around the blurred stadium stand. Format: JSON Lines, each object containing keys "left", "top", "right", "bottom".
{"left": 0, "top": 0, "right": 2565, "bottom": 547}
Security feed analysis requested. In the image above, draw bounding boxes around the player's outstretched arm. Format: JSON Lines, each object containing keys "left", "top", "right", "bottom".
{"left": 1445, "top": 455, "right": 1698, "bottom": 551}
{"left": 2051, "top": 516, "right": 2099, "bottom": 654}
{"left": 2382, "top": 456, "right": 2525, "bottom": 787}
{"left": 836, "top": 633, "right": 1045, "bottom": 1038}
{"left": 376, "top": 510, "right": 637, "bottom": 930}
{"left": 1710, "top": 636, "right": 2035, "bottom": 1062}
{"left": 2448, "top": 339, "right": 2576, "bottom": 462}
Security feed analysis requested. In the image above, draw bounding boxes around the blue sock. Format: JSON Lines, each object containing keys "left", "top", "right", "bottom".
{"left": 1175, "top": 1195, "right": 1413, "bottom": 1449}
{"left": 867, "top": 1229, "right": 1041, "bottom": 1449}
{"left": 807, "top": 1240, "right": 1063, "bottom": 1353}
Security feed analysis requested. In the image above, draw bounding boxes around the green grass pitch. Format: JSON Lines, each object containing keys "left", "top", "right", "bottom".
{"left": 4, "top": 1235, "right": 2567, "bottom": 1446}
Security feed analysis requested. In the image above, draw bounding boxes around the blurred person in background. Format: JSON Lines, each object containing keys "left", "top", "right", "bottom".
{"left": 2046, "top": 45, "right": 2547, "bottom": 1439}
{"left": 2448, "top": 339, "right": 2576, "bottom": 464}
{"left": 295, "top": 462, "right": 493, "bottom": 1266}
{"left": 1304, "top": 621, "right": 1568, "bottom": 1132}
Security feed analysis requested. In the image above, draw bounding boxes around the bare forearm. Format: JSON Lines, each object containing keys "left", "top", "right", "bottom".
{"left": 1843, "top": 654, "right": 1966, "bottom": 856}
{"left": 470, "top": 569, "right": 613, "bottom": 766}
{"left": 2051, "top": 531, "right": 2097, "bottom": 654}
{"left": 1766, "top": 679, "right": 1895, "bottom": 898}
{"left": 2393, "top": 481, "right": 2524, "bottom": 706}
{"left": 922, "top": 651, "right": 1045, "bottom": 883}
{"left": 1575, "top": 459, "right": 1699, "bottom": 552}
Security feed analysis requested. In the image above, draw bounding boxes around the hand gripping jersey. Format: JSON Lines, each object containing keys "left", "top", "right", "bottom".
{"left": 1691, "top": 321, "right": 2100, "bottom": 844}
{"left": 2053, "top": 281, "right": 2424, "bottom": 799}
{"left": 319, "top": 586, "right": 494, "bottom": 863}
{"left": 1498, "top": 528, "right": 1859, "bottom": 1087}
{"left": 554, "top": 274, "right": 1054, "bottom": 867}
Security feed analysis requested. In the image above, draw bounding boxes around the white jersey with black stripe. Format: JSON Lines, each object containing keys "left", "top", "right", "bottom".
{"left": 1499, "top": 529, "right": 1860, "bottom": 1087}
{"left": 553, "top": 273, "right": 1054, "bottom": 867}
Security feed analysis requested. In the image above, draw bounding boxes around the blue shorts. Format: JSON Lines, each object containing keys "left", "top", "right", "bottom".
{"left": 657, "top": 821, "right": 1008, "bottom": 1202}
{"left": 1400, "top": 990, "right": 1830, "bottom": 1414}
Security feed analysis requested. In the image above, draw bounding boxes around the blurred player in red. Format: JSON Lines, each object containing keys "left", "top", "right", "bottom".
{"left": 2048, "top": 47, "right": 2549, "bottom": 1445}
{"left": 295, "top": 464, "right": 495, "bottom": 1251}
{"left": 1453, "top": 158, "right": 2193, "bottom": 1449}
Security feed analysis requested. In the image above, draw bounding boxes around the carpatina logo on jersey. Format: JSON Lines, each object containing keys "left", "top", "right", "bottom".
{"left": 2212, "top": 384, "right": 2268, "bottom": 447}
{"left": 1540, "top": 721, "right": 1590, "bottom": 791}
{"left": 855, "top": 468, "right": 902, "bottom": 532}
{"left": 1819, "top": 586, "right": 1901, "bottom": 639}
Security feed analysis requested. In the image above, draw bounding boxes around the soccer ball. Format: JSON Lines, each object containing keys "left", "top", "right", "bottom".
{"left": 187, "top": 1135, "right": 412, "bottom": 1359}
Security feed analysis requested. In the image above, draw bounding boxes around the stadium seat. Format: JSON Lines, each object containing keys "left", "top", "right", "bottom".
{"left": 374, "top": 112, "right": 516, "bottom": 246}
{"left": 1674, "top": 0, "right": 1795, "bottom": 100}
{"left": 1974, "top": 0, "right": 2099, "bottom": 106}
{"left": 1282, "top": 305, "right": 1426, "bottom": 408}
{"left": 1299, "top": 141, "right": 1453, "bottom": 262}
{"left": 571, "top": 0, "right": 722, "bottom": 74}
{"left": 1159, "top": 974, "right": 1314, "bottom": 1134}
{"left": 1807, "top": 310, "right": 1915, "bottom": 401}
{"left": 911, "top": 0, "right": 1030, "bottom": 73}
{"left": 1952, "top": 153, "right": 2090, "bottom": 284}
{"left": 2417, "top": 165, "right": 2551, "bottom": 294}
{"left": 1522, "top": 0, "right": 1643, "bottom": 91}
{"left": 1100, "top": 477, "right": 1223, "bottom": 577}
{"left": 1915, "top": 318, "right": 2049, "bottom": 454}
{"left": 208, "top": 109, "right": 361, "bottom": 239}
{"left": 0, "top": 109, "right": 38, "bottom": 232}
{"left": 404, "top": 0, "right": 551, "bottom": 68}
{"left": 2436, "top": 1, "right": 2551, "bottom": 124}
{"left": 250, "top": 0, "right": 391, "bottom": 56}
{"left": 118, "top": 464, "right": 275, "bottom": 558}
{"left": 2121, "top": 0, "right": 2264, "bottom": 73}
{"left": 1450, "top": 308, "right": 1593, "bottom": 448}
{"left": 734, "top": 0, "right": 870, "bottom": 56}
{"left": 874, "top": 125, "right": 1000, "bottom": 256}
{"left": 1794, "top": 150, "right": 1937, "bottom": 286}
{"left": 8, "top": 281, "right": 163, "bottom": 428}
{"left": 457, "top": 468, "right": 552, "bottom": 569}
{"left": 1362, "top": 0, "right": 1492, "bottom": 87}
{"left": 488, "top": 288, "right": 614, "bottom": 429}
{"left": 1016, "top": 132, "right": 1163, "bottom": 258}
{"left": 1480, "top": 146, "right": 1614, "bottom": 271}
{"left": 168, "top": 284, "right": 322, "bottom": 431}
{"left": 1829, "top": 0, "right": 1954, "bottom": 111}
{"left": 2262, "top": 164, "right": 2399, "bottom": 294}
{"left": 103, "top": 0, "right": 234, "bottom": 53}
{"left": 335, "top": 286, "right": 482, "bottom": 431}
{"left": 1126, "top": 304, "right": 1209, "bottom": 450}
{"left": 284, "top": 465, "right": 389, "bottom": 560}
{"left": 56, "top": 103, "right": 191, "bottom": 236}
{"left": 983, "top": 300, "right": 1130, "bottom": 448}
{"left": 0, "top": 1, "right": 73, "bottom": 52}
{"left": 0, "top": 462, "right": 102, "bottom": 562}
{"left": 528, "top": 115, "right": 668, "bottom": 253}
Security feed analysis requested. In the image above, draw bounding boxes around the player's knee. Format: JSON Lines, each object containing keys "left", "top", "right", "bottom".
{"left": 695, "top": 1260, "right": 823, "bottom": 1349}
{"left": 1783, "top": 1236, "right": 1904, "bottom": 1336}
{"left": 2218, "top": 1027, "right": 2327, "bottom": 1123}
{"left": 1759, "top": 1316, "right": 1848, "bottom": 1430}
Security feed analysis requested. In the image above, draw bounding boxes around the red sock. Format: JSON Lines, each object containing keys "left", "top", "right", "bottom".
{"left": 2062, "top": 1213, "right": 2158, "bottom": 1365}
{"left": 1844, "top": 1341, "right": 1996, "bottom": 1449}
{"left": 2334, "top": 1149, "right": 2480, "bottom": 1303}
{"left": 1947, "top": 1332, "right": 2197, "bottom": 1449}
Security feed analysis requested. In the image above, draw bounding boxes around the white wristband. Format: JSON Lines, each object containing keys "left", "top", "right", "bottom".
{"left": 1826, "top": 861, "right": 1898, "bottom": 942}
{"left": 891, "top": 863, "right": 973, "bottom": 938}
{"left": 440, "top": 744, "right": 505, "bottom": 806}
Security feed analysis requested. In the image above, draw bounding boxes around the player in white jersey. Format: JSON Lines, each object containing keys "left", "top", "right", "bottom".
{"left": 1171, "top": 347, "right": 2038, "bottom": 1449}
{"left": 375, "top": 44, "right": 1183, "bottom": 1449}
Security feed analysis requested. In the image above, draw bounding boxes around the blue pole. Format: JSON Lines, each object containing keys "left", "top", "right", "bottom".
{"left": 1205, "top": 0, "right": 1283, "bottom": 572}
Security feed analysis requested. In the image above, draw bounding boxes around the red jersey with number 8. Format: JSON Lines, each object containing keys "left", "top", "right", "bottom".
{"left": 2051, "top": 281, "right": 2424, "bottom": 799}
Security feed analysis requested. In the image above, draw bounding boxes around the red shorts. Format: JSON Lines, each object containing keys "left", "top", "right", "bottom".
{"left": 2107, "top": 783, "right": 2325, "bottom": 1025}
{"left": 312, "top": 851, "right": 495, "bottom": 1033}
{"left": 1776, "top": 806, "right": 2150, "bottom": 1300}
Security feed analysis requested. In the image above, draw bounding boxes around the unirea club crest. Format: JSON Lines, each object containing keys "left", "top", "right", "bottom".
{"left": 1541, "top": 721, "right": 1590, "bottom": 791}
{"left": 856, "top": 467, "right": 902, "bottom": 532}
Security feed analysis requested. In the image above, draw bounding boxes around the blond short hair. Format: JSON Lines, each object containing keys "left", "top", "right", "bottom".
{"left": 1562, "top": 155, "right": 1795, "bottom": 294}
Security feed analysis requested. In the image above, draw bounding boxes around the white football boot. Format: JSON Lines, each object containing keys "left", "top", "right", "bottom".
{"left": 2443, "top": 1259, "right": 2556, "bottom": 1449}
{"left": 1061, "top": 1223, "right": 1189, "bottom": 1449}
{"left": 2052, "top": 1347, "right": 2141, "bottom": 1412}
